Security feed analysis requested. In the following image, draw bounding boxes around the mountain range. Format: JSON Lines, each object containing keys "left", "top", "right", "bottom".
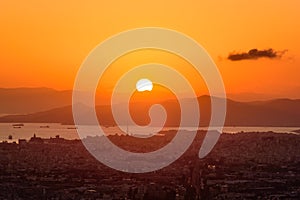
{"left": 0, "top": 87, "right": 71, "bottom": 115}
{"left": 0, "top": 88, "right": 299, "bottom": 127}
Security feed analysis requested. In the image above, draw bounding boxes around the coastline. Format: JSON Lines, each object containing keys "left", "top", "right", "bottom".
{"left": 1, "top": 130, "right": 299, "bottom": 199}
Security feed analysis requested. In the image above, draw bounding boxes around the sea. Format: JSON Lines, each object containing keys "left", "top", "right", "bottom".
{"left": 0, "top": 123, "right": 299, "bottom": 143}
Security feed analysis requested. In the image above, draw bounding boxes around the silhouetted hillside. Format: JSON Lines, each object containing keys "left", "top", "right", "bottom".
{"left": 0, "top": 88, "right": 71, "bottom": 114}
{"left": 0, "top": 96, "right": 300, "bottom": 126}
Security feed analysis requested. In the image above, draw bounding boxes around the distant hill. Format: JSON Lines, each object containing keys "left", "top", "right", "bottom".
{"left": 0, "top": 87, "right": 71, "bottom": 115}
{"left": 0, "top": 95, "right": 300, "bottom": 127}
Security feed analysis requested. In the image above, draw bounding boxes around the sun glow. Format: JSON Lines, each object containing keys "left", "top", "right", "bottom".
{"left": 136, "top": 79, "right": 153, "bottom": 92}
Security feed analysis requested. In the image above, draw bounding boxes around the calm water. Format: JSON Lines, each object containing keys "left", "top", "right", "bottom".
{"left": 0, "top": 123, "right": 299, "bottom": 143}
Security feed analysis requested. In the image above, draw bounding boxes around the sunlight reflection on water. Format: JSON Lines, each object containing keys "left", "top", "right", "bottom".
{"left": 0, "top": 123, "right": 299, "bottom": 143}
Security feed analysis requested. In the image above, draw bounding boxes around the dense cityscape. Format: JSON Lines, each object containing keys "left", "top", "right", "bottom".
{"left": 0, "top": 130, "right": 299, "bottom": 199}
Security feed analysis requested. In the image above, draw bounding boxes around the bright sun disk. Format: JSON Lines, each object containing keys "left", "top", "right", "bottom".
{"left": 136, "top": 79, "right": 153, "bottom": 92}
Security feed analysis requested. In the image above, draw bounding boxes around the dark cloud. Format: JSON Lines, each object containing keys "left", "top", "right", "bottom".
{"left": 228, "top": 48, "right": 287, "bottom": 61}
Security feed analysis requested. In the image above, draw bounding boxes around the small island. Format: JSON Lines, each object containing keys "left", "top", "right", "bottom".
{"left": 292, "top": 129, "right": 300, "bottom": 134}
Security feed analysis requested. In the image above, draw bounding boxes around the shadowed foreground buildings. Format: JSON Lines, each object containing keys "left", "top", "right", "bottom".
{"left": 0, "top": 131, "right": 300, "bottom": 199}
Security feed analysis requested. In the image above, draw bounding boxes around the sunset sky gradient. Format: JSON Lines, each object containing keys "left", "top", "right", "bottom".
{"left": 1, "top": 0, "right": 300, "bottom": 100}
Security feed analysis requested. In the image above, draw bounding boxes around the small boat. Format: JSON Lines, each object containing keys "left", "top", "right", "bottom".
{"left": 13, "top": 126, "right": 22, "bottom": 129}
{"left": 67, "top": 127, "right": 77, "bottom": 129}
{"left": 40, "top": 125, "right": 50, "bottom": 128}
{"left": 12, "top": 123, "right": 24, "bottom": 127}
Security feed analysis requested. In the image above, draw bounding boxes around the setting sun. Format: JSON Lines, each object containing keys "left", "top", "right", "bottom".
{"left": 136, "top": 79, "right": 153, "bottom": 92}
{"left": 1, "top": 1, "right": 300, "bottom": 198}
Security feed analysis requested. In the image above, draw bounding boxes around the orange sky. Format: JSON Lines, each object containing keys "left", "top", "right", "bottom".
{"left": 1, "top": 0, "right": 300, "bottom": 100}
